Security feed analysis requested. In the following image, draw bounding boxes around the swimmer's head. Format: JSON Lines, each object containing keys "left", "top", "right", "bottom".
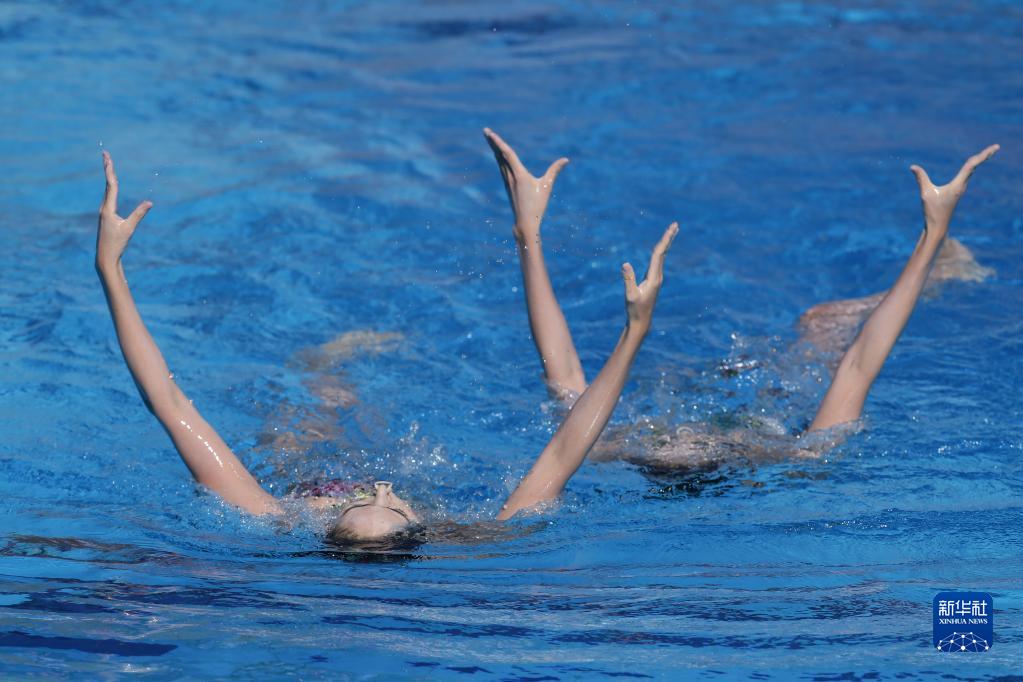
{"left": 327, "top": 481, "right": 421, "bottom": 545}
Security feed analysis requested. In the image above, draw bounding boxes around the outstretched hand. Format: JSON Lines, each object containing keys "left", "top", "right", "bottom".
{"left": 910, "top": 144, "right": 999, "bottom": 234}
{"left": 483, "top": 127, "right": 569, "bottom": 244}
{"left": 97, "top": 151, "right": 152, "bottom": 268}
{"left": 622, "top": 222, "right": 679, "bottom": 333}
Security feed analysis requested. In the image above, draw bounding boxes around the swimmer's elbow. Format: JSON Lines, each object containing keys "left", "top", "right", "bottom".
{"left": 135, "top": 383, "right": 157, "bottom": 415}
{"left": 134, "top": 381, "right": 166, "bottom": 418}
{"left": 836, "top": 343, "right": 872, "bottom": 385}
{"left": 146, "top": 382, "right": 195, "bottom": 425}
{"left": 167, "top": 382, "right": 191, "bottom": 411}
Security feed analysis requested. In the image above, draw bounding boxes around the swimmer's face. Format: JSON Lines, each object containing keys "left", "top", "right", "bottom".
{"left": 328, "top": 482, "right": 420, "bottom": 543}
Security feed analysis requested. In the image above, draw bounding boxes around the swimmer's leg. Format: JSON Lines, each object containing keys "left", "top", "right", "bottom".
{"left": 798, "top": 292, "right": 885, "bottom": 355}
{"left": 798, "top": 238, "right": 992, "bottom": 354}
{"left": 807, "top": 145, "right": 999, "bottom": 431}
{"left": 927, "top": 236, "right": 995, "bottom": 284}
{"left": 260, "top": 330, "right": 403, "bottom": 450}
{"left": 483, "top": 128, "right": 585, "bottom": 400}
{"left": 291, "top": 330, "right": 403, "bottom": 373}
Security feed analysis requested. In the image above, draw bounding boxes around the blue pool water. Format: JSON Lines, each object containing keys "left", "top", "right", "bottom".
{"left": 1, "top": 1, "right": 1021, "bottom": 678}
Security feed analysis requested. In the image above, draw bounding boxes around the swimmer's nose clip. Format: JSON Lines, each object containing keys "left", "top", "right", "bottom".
{"left": 373, "top": 481, "right": 393, "bottom": 504}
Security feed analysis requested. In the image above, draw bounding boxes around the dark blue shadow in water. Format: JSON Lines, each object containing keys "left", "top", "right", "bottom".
{"left": 0, "top": 631, "right": 176, "bottom": 657}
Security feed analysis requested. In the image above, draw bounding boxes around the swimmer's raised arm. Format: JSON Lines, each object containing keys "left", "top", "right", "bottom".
{"left": 497, "top": 223, "right": 678, "bottom": 519}
{"left": 484, "top": 128, "right": 585, "bottom": 398}
{"left": 808, "top": 145, "right": 999, "bottom": 432}
{"left": 95, "top": 152, "right": 279, "bottom": 515}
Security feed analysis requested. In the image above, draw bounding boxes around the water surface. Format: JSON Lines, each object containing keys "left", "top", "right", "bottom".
{"left": 0, "top": 1, "right": 1021, "bottom": 678}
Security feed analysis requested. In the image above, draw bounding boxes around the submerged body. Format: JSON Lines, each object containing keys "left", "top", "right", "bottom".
{"left": 92, "top": 134, "right": 998, "bottom": 542}
{"left": 94, "top": 149, "right": 677, "bottom": 545}
{"left": 485, "top": 130, "right": 1000, "bottom": 473}
{"left": 798, "top": 236, "right": 993, "bottom": 357}
{"left": 609, "top": 238, "right": 996, "bottom": 474}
